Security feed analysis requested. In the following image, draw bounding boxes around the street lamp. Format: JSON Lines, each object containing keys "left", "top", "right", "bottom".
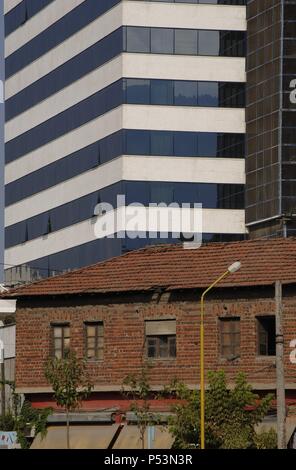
{"left": 199, "top": 261, "right": 241, "bottom": 450}
{"left": 0, "top": 339, "right": 5, "bottom": 419}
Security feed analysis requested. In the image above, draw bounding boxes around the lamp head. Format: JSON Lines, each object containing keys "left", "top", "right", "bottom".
{"left": 228, "top": 261, "right": 241, "bottom": 274}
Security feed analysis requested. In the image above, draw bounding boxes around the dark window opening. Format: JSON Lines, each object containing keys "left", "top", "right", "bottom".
{"left": 257, "top": 316, "right": 276, "bottom": 356}
{"left": 146, "top": 335, "right": 176, "bottom": 359}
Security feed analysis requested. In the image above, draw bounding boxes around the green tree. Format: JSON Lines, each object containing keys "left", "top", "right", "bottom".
{"left": 254, "top": 428, "right": 277, "bottom": 449}
{"left": 44, "top": 351, "right": 93, "bottom": 449}
{"left": 167, "top": 370, "right": 275, "bottom": 449}
{"left": 0, "top": 381, "right": 52, "bottom": 448}
{"left": 122, "top": 364, "right": 160, "bottom": 449}
{"left": 14, "top": 401, "right": 52, "bottom": 449}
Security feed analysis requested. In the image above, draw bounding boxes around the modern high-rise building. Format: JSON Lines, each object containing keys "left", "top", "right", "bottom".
{"left": 246, "top": 0, "right": 296, "bottom": 238}
{"left": 3, "top": 0, "right": 247, "bottom": 281}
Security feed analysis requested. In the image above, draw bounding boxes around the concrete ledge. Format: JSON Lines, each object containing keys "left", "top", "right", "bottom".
{"left": 16, "top": 382, "right": 286, "bottom": 395}
{"left": 47, "top": 411, "right": 117, "bottom": 424}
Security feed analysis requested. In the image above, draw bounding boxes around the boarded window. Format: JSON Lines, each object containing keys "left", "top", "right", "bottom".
{"left": 219, "top": 317, "right": 240, "bottom": 359}
{"left": 145, "top": 320, "right": 176, "bottom": 359}
{"left": 257, "top": 316, "right": 276, "bottom": 356}
{"left": 51, "top": 324, "right": 70, "bottom": 359}
{"left": 85, "top": 322, "right": 104, "bottom": 360}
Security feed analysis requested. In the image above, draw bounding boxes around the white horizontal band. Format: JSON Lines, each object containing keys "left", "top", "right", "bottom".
{"left": 4, "top": 208, "right": 246, "bottom": 268}
{"left": 4, "top": 0, "right": 22, "bottom": 15}
{"left": 122, "top": 53, "right": 246, "bottom": 83}
{"left": 5, "top": 107, "right": 123, "bottom": 184}
{"left": 5, "top": 104, "right": 245, "bottom": 184}
{"left": 5, "top": 3, "right": 122, "bottom": 97}
{"left": 5, "top": 0, "right": 85, "bottom": 50}
{"left": 122, "top": 104, "right": 245, "bottom": 134}
{"left": 6, "top": 53, "right": 245, "bottom": 141}
{"left": 6, "top": 0, "right": 246, "bottom": 98}
{"left": 5, "top": 155, "right": 245, "bottom": 227}
{"left": 122, "top": 1, "right": 246, "bottom": 32}
{"left": 5, "top": 55, "right": 123, "bottom": 140}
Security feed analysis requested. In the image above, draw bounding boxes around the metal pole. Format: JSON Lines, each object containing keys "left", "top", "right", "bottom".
{"left": 200, "top": 295, "right": 205, "bottom": 450}
{"left": 275, "top": 280, "right": 286, "bottom": 449}
{"left": 1, "top": 362, "right": 4, "bottom": 418}
{"left": 199, "top": 270, "right": 230, "bottom": 449}
{"left": 0, "top": 340, "right": 5, "bottom": 419}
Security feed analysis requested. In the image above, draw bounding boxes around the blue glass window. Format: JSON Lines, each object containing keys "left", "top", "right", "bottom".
{"left": 198, "top": 82, "right": 219, "bottom": 106}
{"left": 125, "top": 79, "right": 150, "bottom": 104}
{"left": 151, "top": 28, "right": 174, "bottom": 53}
{"left": 5, "top": 130, "right": 244, "bottom": 207}
{"left": 126, "top": 27, "right": 150, "bottom": 52}
{"left": 151, "top": 131, "right": 174, "bottom": 155}
{"left": 198, "top": 133, "right": 218, "bottom": 156}
{"left": 124, "top": 27, "right": 245, "bottom": 58}
{"left": 6, "top": 28, "right": 124, "bottom": 121}
{"left": 27, "top": 212, "right": 50, "bottom": 240}
{"left": 6, "top": 80, "right": 124, "bottom": 163}
{"left": 5, "top": 0, "right": 121, "bottom": 77}
{"left": 5, "top": 181, "right": 244, "bottom": 248}
{"left": 174, "top": 81, "right": 198, "bottom": 105}
{"left": 125, "top": 182, "right": 150, "bottom": 206}
{"left": 151, "top": 80, "right": 174, "bottom": 105}
{"left": 175, "top": 183, "right": 197, "bottom": 203}
{"left": 198, "top": 30, "right": 220, "bottom": 55}
{"left": 26, "top": 0, "right": 52, "bottom": 17}
{"left": 174, "top": 132, "right": 197, "bottom": 156}
{"left": 5, "top": 0, "right": 55, "bottom": 37}
{"left": 125, "top": 130, "right": 150, "bottom": 155}
{"left": 100, "top": 182, "right": 124, "bottom": 210}
{"left": 175, "top": 29, "right": 198, "bottom": 55}
{"left": 6, "top": 220, "right": 27, "bottom": 246}
{"left": 150, "top": 183, "right": 175, "bottom": 205}
{"left": 6, "top": 27, "right": 245, "bottom": 122}
{"left": 5, "top": 1, "right": 27, "bottom": 36}
{"left": 99, "top": 132, "right": 124, "bottom": 165}
{"left": 196, "top": 183, "right": 218, "bottom": 208}
{"left": 5, "top": 141, "right": 100, "bottom": 206}
{"left": 50, "top": 193, "right": 98, "bottom": 232}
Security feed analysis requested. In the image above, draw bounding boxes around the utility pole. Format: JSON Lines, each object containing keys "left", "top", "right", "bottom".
{"left": 0, "top": 339, "right": 5, "bottom": 419}
{"left": 275, "top": 280, "right": 286, "bottom": 449}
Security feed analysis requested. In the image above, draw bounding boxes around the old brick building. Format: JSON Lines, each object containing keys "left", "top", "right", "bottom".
{"left": 4, "top": 238, "right": 296, "bottom": 448}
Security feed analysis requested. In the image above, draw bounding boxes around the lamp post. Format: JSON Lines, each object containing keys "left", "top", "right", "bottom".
{"left": 199, "top": 261, "right": 241, "bottom": 450}
{"left": 0, "top": 339, "right": 5, "bottom": 419}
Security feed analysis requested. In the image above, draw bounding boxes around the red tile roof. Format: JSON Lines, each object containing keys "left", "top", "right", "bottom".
{"left": 4, "top": 238, "right": 296, "bottom": 298}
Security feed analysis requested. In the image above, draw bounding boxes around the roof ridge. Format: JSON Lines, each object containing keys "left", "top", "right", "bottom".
{"left": 2, "top": 242, "right": 182, "bottom": 296}
{"left": 3, "top": 237, "right": 296, "bottom": 298}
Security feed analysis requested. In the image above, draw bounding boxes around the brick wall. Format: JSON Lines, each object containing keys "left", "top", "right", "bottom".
{"left": 14, "top": 286, "right": 296, "bottom": 395}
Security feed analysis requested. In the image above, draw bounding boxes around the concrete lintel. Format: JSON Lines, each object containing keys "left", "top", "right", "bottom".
{"left": 47, "top": 411, "right": 117, "bottom": 424}
{"left": 0, "top": 299, "right": 16, "bottom": 313}
{"left": 16, "top": 382, "right": 285, "bottom": 395}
